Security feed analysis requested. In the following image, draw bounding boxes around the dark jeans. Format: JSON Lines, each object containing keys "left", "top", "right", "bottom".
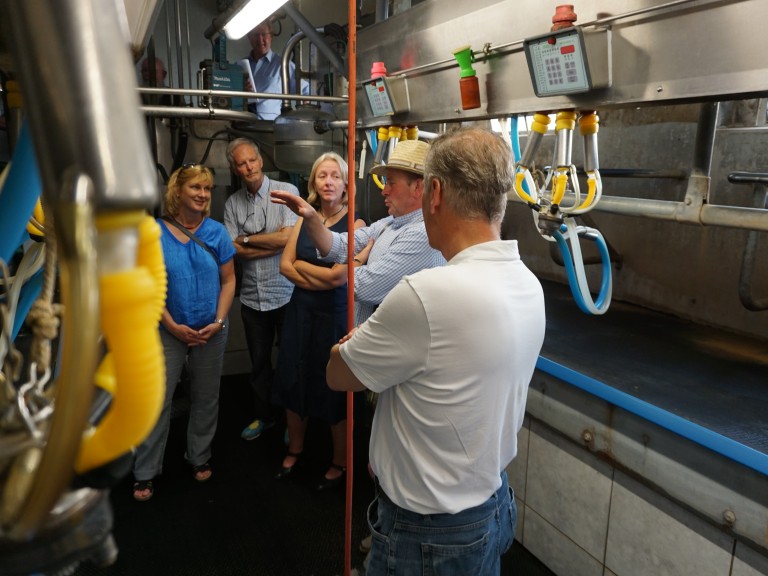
{"left": 240, "top": 303, "right": 286, "bottom": 423}
{"left": 366, "top": 471, "right": 515, "bottom": 576}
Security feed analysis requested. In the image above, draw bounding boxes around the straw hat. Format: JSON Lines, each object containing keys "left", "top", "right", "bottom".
{"left": 369, "top": 140, "right": 430, "bottom": 177}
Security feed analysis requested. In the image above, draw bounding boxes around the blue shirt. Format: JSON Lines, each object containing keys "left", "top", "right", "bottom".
{"left": 246, "top": 50, "right": 309, "bottom": 120}
{"left": 322, "top": 209, "right": 446, "bottom": 325}
{"left": 160, "top": 217, "right": 235, "bottom": 330}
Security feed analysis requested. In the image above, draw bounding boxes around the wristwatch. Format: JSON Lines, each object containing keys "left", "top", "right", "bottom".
{"left": 216, "top": 318, "right": 226, "bottom": 329}
{"left": 242, "top": 235, "right": 250, "bottom": 245}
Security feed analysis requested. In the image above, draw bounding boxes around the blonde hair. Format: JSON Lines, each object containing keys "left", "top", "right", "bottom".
{"left": 163, "top": 164, "right": 215, "bottom": 218}
{"left": 306, "top": 152, "right": 348, "bottom": 208}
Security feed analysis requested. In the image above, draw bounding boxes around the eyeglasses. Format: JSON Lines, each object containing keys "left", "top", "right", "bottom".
{"left": 182, "top": 162, "right": 198, "bottom": 169}
{"left": 242, "top": 203, "right": 267, "bottom": 235}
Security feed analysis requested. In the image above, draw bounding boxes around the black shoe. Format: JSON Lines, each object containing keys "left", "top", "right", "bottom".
{"left": 275, "top": 451, "right": 302, "bottom": 480}
{"left": 316, "top": 463, "right": 346, "bottom": 491}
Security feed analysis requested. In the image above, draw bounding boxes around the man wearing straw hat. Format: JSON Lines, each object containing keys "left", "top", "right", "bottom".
{"left": 271, "top": 139, "right": 445, "bottom": 328}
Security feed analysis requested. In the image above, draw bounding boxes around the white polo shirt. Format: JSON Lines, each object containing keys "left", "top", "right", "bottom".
{"left": 340, "top": 240, "right": 545, "bottom": 514}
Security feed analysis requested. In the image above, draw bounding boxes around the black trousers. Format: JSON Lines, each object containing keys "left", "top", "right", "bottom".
{"left": 240, "top": 303, "right": 286, "bottom": 422}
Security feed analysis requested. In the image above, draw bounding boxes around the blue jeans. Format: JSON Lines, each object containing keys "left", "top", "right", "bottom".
{"left": 366, "top": 471, "right": 515, "bottom": 576}
{"left": 133, "top": 326, "right": 227, "bottom": 481}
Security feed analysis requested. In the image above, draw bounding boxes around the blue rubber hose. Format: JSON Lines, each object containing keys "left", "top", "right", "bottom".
{"left": 0, "top": 121, "right": 42, "bottom": 264}
{"left": 553, "top": 224, "right": 612, "bottom": 315}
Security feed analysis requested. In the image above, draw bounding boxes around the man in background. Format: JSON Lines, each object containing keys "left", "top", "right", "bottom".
{"left": 140, "top": 56, "right": 167, "bottom": 88}
{"left": 139, "top": 56, "right": 179, "bottom": 107}
{"left": 326, "top": 128, "right": 546, "bottom": 576}
{"left": 243, "top": 20, "right": 307, "bottom": 120}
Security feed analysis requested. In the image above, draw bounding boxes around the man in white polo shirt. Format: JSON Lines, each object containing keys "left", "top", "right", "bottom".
{"left": 326, "top": 128, "right": 546, "bottom": 575}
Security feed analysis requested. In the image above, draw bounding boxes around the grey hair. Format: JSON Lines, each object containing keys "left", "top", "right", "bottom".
{"left": 226, "top": 138, "right": 261, "bottom": 171}
{"left": 423, "top": 128, "right": 513, "bottom": 224}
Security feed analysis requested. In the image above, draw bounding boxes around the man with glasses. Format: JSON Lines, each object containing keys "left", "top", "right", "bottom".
{"left": 223, "top": 137, "right": 299, "bottom": 441}
{"left": 243, "top": 20, "right": 306, "bottom": 120}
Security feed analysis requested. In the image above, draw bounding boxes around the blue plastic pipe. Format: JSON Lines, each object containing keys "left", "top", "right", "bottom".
{"left": 0, "top": 121, "right": 43, "bottom": 264}
{"left": 537, "top": 356, "right": 768, "bottom": 476}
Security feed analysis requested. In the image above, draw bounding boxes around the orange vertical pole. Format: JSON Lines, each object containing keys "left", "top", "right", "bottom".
{"left": 344, "top": 0, "right": 357, "bottom": 574}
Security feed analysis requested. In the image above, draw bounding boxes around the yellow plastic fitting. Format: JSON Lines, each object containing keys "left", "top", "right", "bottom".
{"left": 137, "top": 216, "right": 167, "bottom": 321}
{"left": 26, "top": 199, "right": 46, "bottom": 237}
{"left": 95, "top": 210, "right": 145, "bottom": 231}
{"left": 531, "top": 113, "right": 552, "bottom": 135}
{"left": 515, "top": 171, "right": 536, "bottom": 205}
{"left": 552, "top": 171, "right": 569, "bottom": 206}
{"left": 377, "top": 126, "right": 389, "bottom": 142}
{"left": 372, "top": 173, "right": 386, "bottom": 190}
{"left": 578, "top": 173, "right": 598, "bottom": 210}
{"left": 555, "top": 110, "right": 577, "bottom": 132}
{"left": 579, "top": 111, "right": 599, "bottom": 135}
{"left": 404, "top": 126, "right": 419, "bottom": 141}
{"left": 75, "top": 267, "right": 165, "bottom": 473}
{"left": 387, "top": 125, "right": 402, "bottom": 141}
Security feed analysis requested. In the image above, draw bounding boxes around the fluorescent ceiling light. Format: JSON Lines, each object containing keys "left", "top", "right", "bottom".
{"left": 223, "top": 0, "right": 290, "bottom": 40}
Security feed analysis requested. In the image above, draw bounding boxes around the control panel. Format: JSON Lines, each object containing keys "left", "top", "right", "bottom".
{"left": 524, "top": 27, "right": 611, "bottom": 97}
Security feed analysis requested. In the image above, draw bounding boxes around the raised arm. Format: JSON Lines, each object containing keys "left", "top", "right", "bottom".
{"left": 271, "top": 190, "right": 334, "bottom": 256}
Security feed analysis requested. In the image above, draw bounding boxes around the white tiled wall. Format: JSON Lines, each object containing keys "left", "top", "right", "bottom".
{"left": 733, "top": 542, "right": 768, "bottom": 576}
{"left": 605, "top": 474, "right": 733, "bottom": 576}
{"left": 524, "top": 506, "right": 605, "bottom": 576}
{"left": 509, "top": 418, "right": 768, "bottom": 576}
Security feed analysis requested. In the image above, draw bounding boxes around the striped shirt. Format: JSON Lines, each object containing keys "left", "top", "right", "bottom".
{"left": 223, "top": 176, "right": 298, "bottom": 311}
{"left": 322, "top": 209, "right": 446, "bottom": 325}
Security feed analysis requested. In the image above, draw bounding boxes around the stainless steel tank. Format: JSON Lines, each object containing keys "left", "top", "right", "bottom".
{"left": 273, "top": 104, "right": 335, "bottom": 174}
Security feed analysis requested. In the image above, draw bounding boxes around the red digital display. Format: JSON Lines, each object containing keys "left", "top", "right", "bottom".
{"left": 561, "top": 45, "right": 575, "bottom": 55}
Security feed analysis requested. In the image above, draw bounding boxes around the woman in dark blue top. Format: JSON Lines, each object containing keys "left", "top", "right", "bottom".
{"left": 132, "top": 164, "right": 236, "bottom": 501}
{"left": 274, "top": 152, "right": 365, "bottom": 490}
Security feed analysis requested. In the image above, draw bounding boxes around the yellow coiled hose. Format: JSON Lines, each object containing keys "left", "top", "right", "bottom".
{"left": 75, "top": 215, "right": 166, "bottom": 473}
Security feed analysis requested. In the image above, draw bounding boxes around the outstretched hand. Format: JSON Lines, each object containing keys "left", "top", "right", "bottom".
{"left": 270, "top": 190, "right": 316, "bottom": 220}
